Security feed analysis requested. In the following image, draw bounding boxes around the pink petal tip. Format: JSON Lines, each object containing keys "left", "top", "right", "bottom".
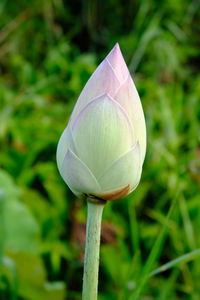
{"left": 106, "top": 43, "right": 129, "bottom": 83}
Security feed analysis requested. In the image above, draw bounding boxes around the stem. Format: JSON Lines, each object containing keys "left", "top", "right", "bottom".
{"left": 82, "top": 199, "right": 105, "bottom": 300}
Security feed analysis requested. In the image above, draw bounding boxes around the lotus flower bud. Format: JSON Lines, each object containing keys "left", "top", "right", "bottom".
{"left": 57, "top": 44, "right": 146, "bottom": 201}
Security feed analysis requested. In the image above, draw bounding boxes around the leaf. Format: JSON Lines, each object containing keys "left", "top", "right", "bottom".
{"left": 0, "top": 169, "right": 40, "bottom": 253}
{"left": 4, "top": 200, "right": 40, "bottom": 253}
{"left": 3, "top": 252, "right": 66, "bottom": 300}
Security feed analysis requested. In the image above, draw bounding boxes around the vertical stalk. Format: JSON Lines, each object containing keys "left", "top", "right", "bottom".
{"left": 82, "top": 198, "right": 105, "bottom": 300}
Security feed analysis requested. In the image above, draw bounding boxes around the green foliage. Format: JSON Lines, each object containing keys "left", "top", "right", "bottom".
{"left": 0, "top": 0, "right": 200, "bottom": 299}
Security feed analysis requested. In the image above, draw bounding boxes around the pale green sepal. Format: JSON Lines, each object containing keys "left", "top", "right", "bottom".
{"left": 72, "top": 94, "right": 134, "bottom": 179}
{"left": 98, "top": 142, "right": 141, "bottom": 192}
{"left": 60, "top": 149, "right": 101, "bottom": 196}
{"left": 56, "top": 126, "right": 76, "bottom": 171}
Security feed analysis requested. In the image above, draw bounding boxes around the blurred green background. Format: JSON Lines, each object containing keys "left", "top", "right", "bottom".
{"left": 0, "top": 0, "right": 200, "bottom": 299}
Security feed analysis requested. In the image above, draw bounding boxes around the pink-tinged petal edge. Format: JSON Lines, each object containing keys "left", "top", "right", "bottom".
{"left": 69, "top": 43, "right": 129, "bottom": 124}
{"left": 114, "top": 75, "right": 146, "bottom": 162}
{"left": 106, "top": 43, "right": 129, "bottom": 83}
{"left": 69, "top": 58, "right": 121, "bottom": 123}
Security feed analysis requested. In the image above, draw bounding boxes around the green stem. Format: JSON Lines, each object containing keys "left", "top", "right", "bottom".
{"left": 82, "top": 199, "right": 105, "bottom": 300}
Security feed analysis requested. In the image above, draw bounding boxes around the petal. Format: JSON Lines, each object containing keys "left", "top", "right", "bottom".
{"left": 106, "top": 43, "right": 129, "bottom": 83}
{"left": 70, "top": 57, "right": 120, "bottom": 124}
{"left": 114, "top": 75, "right": 146, "bottom": 162}
{"left": 72, "top": 94, "right": 134, "bottom": 179}
{"left": 98, "top": 143, "right": 141, "bottom": 192}
{"left": 95, "top": 185, "right": 131, "bottom": 201}
{"left": 56, "top": 126, "right": 76, "bottom": 171}
{"left": 60, "top": 149, "right": 101, "bottom": 195}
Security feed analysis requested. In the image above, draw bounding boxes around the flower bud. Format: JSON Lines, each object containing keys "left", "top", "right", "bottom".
{"left": 57, "top": 44, "right": 146, "bottom": 201}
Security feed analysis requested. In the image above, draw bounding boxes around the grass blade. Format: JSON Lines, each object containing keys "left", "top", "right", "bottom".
{"left": 128, "top": 197, "right": 177, "bottom": 300}
{"left": 149, "top": 248, "right": 200, "bottom": 277}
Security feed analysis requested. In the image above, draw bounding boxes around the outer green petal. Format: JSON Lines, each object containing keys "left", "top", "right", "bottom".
{"left": 98, "top": 143, "right": 141, "bottom": 193}
{"left": 56, "top": 126, "right": 76, "bottom": 171}
{"left": 114, "top": 75, "right": 146, "bottom": 163}
{"left": 60, "top": 149, "right": 101, "bottom": 196}
{"left": 72, "top": 95, "right": 134, "bottom": 179}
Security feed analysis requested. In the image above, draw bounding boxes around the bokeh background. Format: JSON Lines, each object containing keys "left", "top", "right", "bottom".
{"left": 0, "top": 0, "right": 200, "bottom": 299}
